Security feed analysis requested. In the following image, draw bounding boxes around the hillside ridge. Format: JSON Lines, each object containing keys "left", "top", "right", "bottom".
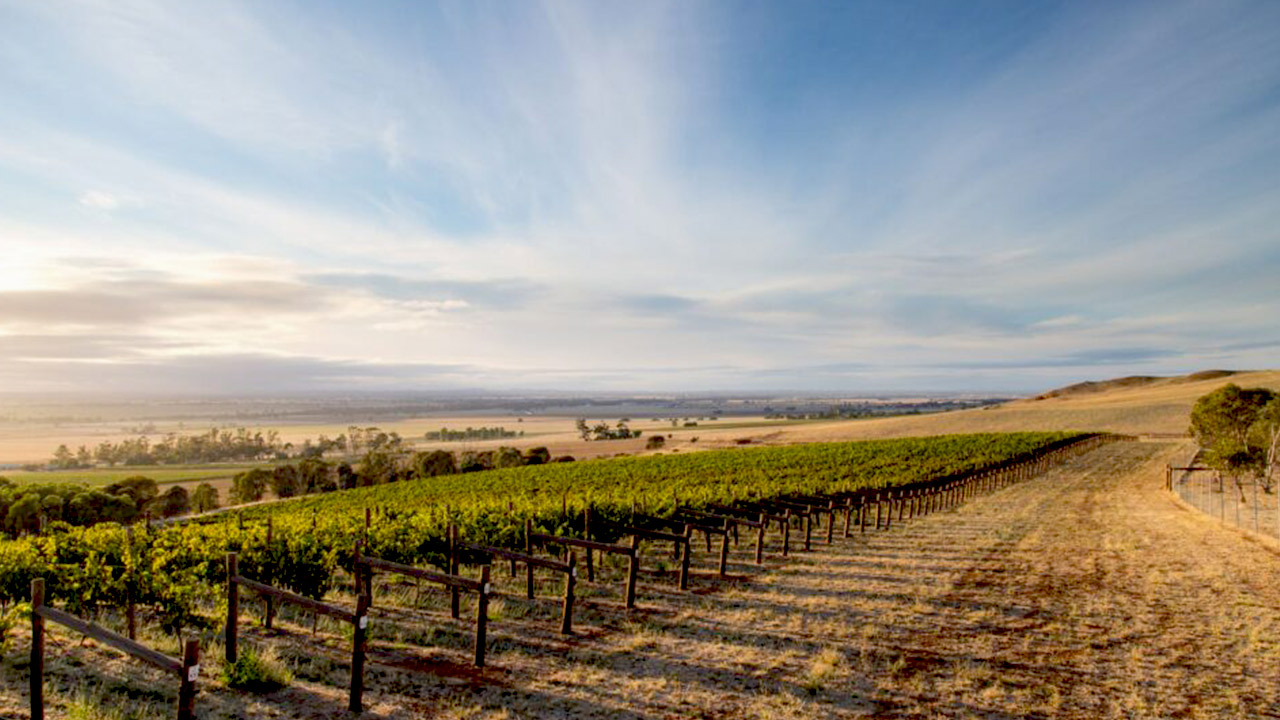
{"left": 1032, "top": 370, "right": 1241, "bottom": 401}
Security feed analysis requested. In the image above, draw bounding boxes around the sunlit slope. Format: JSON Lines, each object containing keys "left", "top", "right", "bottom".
{"left": 764, "top": 370, "right": 1280, "bottom": 444}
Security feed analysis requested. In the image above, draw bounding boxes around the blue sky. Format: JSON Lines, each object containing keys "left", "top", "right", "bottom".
{"left": 0, "top": 0, "right": 1277, "bottom": 394}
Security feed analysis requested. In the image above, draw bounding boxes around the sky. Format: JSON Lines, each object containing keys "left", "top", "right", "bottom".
{"left": 0, "top": 0, "right": 1278, "bottom": 395}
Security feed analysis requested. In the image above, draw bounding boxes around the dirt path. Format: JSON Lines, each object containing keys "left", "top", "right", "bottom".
{"left": 716, "top": 439, "right": 1280, "bottom": 719}
{"left": 9, "top": 439, "right": 1280, "bottom": 718}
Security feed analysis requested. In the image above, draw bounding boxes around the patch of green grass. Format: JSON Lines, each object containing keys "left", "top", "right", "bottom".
{"left": 220, "top": 646, "right": 293, "bottom": 693}
{"left": 64, "top": 691, "right": 159, "bottom": 720}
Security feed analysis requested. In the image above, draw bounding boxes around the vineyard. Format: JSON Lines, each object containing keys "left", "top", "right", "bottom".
{"left": 4, "top": 431, "right": 1092, "bottom": 715}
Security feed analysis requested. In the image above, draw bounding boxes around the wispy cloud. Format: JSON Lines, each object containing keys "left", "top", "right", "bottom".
{"left": 0, "top": 0, "right": 1276, "bottom": 393}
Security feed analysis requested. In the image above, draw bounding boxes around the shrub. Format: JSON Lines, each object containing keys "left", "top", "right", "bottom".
{"left": 645, "top": 436, "right": 666, "bottom": 450}
{"left": 221, "top": 646, "right": 293, "bottom": 693}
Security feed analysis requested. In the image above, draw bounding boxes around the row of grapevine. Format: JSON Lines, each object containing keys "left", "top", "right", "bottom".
{"left": 0, "top": 432, "right": 1083, "bottom": 630}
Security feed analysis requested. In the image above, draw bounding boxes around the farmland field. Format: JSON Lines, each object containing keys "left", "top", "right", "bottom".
{"left": 0, "top": 464, "right": 259, "bottom": 487}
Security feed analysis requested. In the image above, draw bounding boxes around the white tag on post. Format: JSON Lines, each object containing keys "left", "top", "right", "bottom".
{"left": 358, "top": 616, "right": 368, "bottom": 629}
{"left": 187, "top": 665, "right": 200, "bottom": 681}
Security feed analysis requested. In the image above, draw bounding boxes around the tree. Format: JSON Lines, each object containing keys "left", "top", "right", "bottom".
{"left": 459, "top": 451, "right": 494, "bottom": 473}
{"left": 523, "top": 447, "right": 551, "bottom": 466}
{"left": 358, "top": 448, "right": 399, "bottom": 485}
{"left": 1252, "top": 397, "right": 1280, "bottom": 493}
{"left": 151, "top": 486, "right": 190, "bottom": 518}
{"left": 51, "top": 444, "right": 74, "bottom": 469}
{"left": 411, "top": 450, "right": 457, "bottom": 478}
{"left": 6, "top": 494, "right": 43, "bottom": 535}
{"left": 576, "top": 418, "right": 590, "bottom": 441}
{"left": 192, "top": 483, "right": 219, "bottom": 513}
{"left": 493, "top": 446, "right": 524, "bottom": 469}
{"left": 337, "top": 462, "right": 357, "bottom": 490}
{"left": 298, "top": 458, "right": 336, "bottom": 493}
{"left": 106, "top": 476, "right": 158, "bottom": 512}
{"left": 269, "top": 465, "right": 301, "bottom": 498}
{"left": 1190, "top": 384, "right": 1277, "bottom": 495}
{"left": 231, "top": 468, "right": 270, "bottom": 504}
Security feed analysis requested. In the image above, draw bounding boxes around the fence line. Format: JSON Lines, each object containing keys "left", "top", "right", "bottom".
{"left": 1168, "top": 454, "right": 1280, "bottom": 540}
{"left": 30, "top": 578, "right": 200, "bottom": 720}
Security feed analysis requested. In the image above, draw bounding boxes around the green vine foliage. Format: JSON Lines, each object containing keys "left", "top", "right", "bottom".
{"left": 0, "top": 433, "right": 1083, "bottom": 627}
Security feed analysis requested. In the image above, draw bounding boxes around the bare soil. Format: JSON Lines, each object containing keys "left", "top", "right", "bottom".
{"left": 5, "top": 439, "right": 1279, "bottom": 718}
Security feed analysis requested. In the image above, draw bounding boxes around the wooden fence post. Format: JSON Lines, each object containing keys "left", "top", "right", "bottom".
{"left": 584, "top": 505, "right": 595, "bottom": 582}
{"left": 126, "top": 526, "right": 137, "bottom": 641}
{"left": 225, "top": 553, "right": 239, "bottom": 664}
{"left": 826, "top": 501, "right": 836, "bottom": 544}
{"left": 349, "top": 593, "right": 369, "bottom": 714}
{"left": 525, "top": 545, "right": 535, "bottom": 600}
{"left": 475, "top": 565, "right": 490, "bottom": 667}
{"left": 264, "top": 517, "right": 275, "bottom": 630}
{"left": 30, "top": 578, "right": 44, "bottom": 720}
{"left": 718, "top": 520, "right": 730, "bottom": 576}
{"left": 625, "top": 535, "right": 640, "bottom": 609}
{"left": 782, "top": 511, "right": 791, "bottom": 556}
{"left": 680, "top": 525, "right": 692, "bottom": 590}
{"left": 803, "top": 512, "right": 812, "bottom": 551}
{"left": 449, "top": 523, "right": 461, "bottom": 618}
{"left": 524, "top": 520, "right": 535, "bottom": 599}
{"left": 843, "top": 500, "right": 853, "bottom": 538}
{"left": 756, "top": 513, "right": 766, "bottom": 564}
{"left": 561, "top": 552, "right": 577, "bottom": 634}
{"left": 177, "top": 639, "right": 199, "bottom": 720}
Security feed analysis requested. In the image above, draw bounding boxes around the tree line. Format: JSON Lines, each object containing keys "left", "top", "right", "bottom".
{"left": 228, "top": 445, "right": 570, "bottom": 504}
{"left": 0, "top": 476, "right": 210, "bottom": 538}
{"left": 423, "top": 426, "right": 523, "bottom": 442}
{"left": 45, "top": 425, "right": 406, "bottom": 469}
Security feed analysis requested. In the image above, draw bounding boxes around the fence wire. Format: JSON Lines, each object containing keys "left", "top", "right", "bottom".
{"left": 1172, "top": 458, "right": 1280, "bottom": 540}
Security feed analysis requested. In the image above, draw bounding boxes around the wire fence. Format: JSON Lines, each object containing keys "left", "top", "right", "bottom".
{"left": 1169, "top": 455, "right": 1280, "bottom": 540}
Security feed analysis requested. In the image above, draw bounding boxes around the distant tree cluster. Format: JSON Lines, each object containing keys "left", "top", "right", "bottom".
{"left": 763, "top": 400, "right": 993, "bottom": 421}
{"left": 0, "top": 476, "right": 206, "bottom": 537}
{"left": 1191, "top": 384, "right": 1280, "bottom": 493}
{"left": 229, "top": 445, "right": 569, "bottom": 504}
{"left": 423, "top": 426, "right": 523, "bottom": 442}
{"left": 575, "top": 419, "right": 642, "bottom": 441}
{"left": 45, "top": 425, "right": 408, "bottom": 470}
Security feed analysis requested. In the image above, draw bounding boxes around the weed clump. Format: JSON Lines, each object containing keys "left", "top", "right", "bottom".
{"left": 221, "top": 646, "right": 293, "bottom": 693}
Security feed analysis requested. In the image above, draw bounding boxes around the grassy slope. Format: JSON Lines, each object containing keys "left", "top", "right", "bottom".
{"left": 770, "top": 370, "right": 1280, "bottom": 444}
